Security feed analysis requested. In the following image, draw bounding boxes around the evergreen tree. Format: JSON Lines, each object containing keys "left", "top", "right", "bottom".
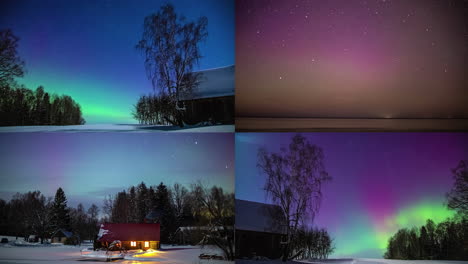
{"left": 128, "top": 186, "right": 138, "bottom": 222}
{"left": 384, "top": 217, "right": 468, "bottom": 260}
{"left": 50, "top": 187, "right": 71, "bottom": 233}
{"left": 155, "top": 182, "right": 177, "bottom": 243}
{"left": 112, "top": 191, "right": 130, "bottom": 223}
{"left": 419, "top": 226, "right": 429, "bottom": 259}
{"left": 136, "top": 182, "right": 148, "bottom": 222}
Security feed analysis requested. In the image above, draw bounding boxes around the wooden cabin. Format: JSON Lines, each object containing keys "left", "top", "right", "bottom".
{"left": 51, "top": 229, "right": 73, "bottom": 243}
{"left": 180, "top": 65, "right": 234, "bottom": 125}
{"left": 97, "top": 223, "right": 160, "bottom": 250}
{"left": 235, "top": 199, "right": 286, "bottom": 259}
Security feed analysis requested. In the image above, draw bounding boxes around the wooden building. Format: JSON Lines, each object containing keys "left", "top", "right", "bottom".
{"left": 97, "top": 223, "right": 160, "bottom": 250}
{"left": 51, "top": 229, "right": 73, "bottom": 243}
{"left": 181, "top": 65, "right": 234, "bottom": 125}
{"left": 235, "top": 199, "right": 286, "bottom": 259}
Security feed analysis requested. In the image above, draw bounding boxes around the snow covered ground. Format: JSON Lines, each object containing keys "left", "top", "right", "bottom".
{"left": 0, "top": 241, "right": 233, "bottom": 264}
{"left": 299, "top": 259, "right": 468, "bottom": 264}
{"left": 0, "top": 124, "right": 234, "bottom": 133}
{"left": 236, "top": 259, "right": 468, "bottom": 264}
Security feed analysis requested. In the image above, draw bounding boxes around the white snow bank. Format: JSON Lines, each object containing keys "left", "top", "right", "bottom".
{"left": 80, "top": 249, "right": 124, "bottom": 260}
{"left": 237, "top": 259, "right": 468, "bottom": 264}
{"left": 297, "top": 259, "right": 468, "bottom": 264}
{"left": 0, "top": 243, "right": 233, "bottom": 264}
{"left": 0, "top": 124, "right": 234, "bottom": 133}
{"left": 96, "top": 225, "right": 109, "bottom": 240}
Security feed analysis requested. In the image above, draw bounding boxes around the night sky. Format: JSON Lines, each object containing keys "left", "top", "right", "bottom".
{"left": 0, "top": 0, "right": 234, "bottom": 123}
{"left": 236, "top": 0, "right": 468, "bottom": 118}
{"left": 0, "top": 133, "right": 234, "bottom": 212}
{"left": 236, "top": 133, "right": 468, "bottom": 258}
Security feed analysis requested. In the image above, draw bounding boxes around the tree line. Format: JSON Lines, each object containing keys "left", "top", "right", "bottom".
{"left": 0, "top": 188, "right": 98, "bottom": 244}
{"left": 132, "top": 94, "right": 173, "bottom": 125}
{"left": 103, "top": 181, "right": 235, "bottom": 260}
{"left": 292, "top": 227, "right": 334, "bottom": 260}
{"left": 384, "top": 216, "right": 468, "bottom": 260}
{"left": 0, "top": 182, "right": 235, "bottom": 260}
{"left": 385, "top": 160, "right": 468, "bottom": 260}
{"left": 0, "top": 29, "right": 85, "bottom": 126}
{"left": 0, "top": 85, "right": 85, "bottom": 126}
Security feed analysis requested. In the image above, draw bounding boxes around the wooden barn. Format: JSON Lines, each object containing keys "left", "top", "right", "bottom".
{"left": 181, "top": 65, "right": 234, "bottom": 125}
{"left": 97, "top": 223, "right": 160, "bottom": 250}
{"left": 235, "top": 199, "right": 286, "bottom": 259}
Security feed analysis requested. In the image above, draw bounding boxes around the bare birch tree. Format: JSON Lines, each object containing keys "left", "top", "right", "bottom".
{"left": 447, "top": 160, "right": 468, "bottom": 215}
{"left": 136, "top": 4, "right": 207, "bottom": 127}
{"left": 257, "top": 134, "right": 332, "bottom": 261}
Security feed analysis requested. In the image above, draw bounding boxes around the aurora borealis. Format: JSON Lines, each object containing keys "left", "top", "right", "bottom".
{"left": 0, "top": 0, "right": 234, "bottom": 123}
{"left": 0, "top": 133, "right": 234, "bottom": 210}
{"left": 236, "top": 133, "right": 468, "bottom": 258}
{"left": 236, "top": 0, "right": 468, "bottom": 118}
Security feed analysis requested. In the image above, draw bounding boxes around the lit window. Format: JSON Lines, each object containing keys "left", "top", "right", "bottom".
{"left": 144, "top": 241, "right": 149, "bottom": 248}
{"left": 130, "top": 241, "right": 136, "bottom": 247}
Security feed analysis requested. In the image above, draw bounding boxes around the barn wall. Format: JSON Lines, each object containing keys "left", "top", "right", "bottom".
{"left": 235, "top": 229, "right": 283, "bottom": 259}
{"left": 183, "top": 96, "right": 234, "bottom": 125}
{"left": 109, "top": 240, "right": 160, "bottom": 250}
{"left": 52, "top": 237, "right": 67, "bottom": 243}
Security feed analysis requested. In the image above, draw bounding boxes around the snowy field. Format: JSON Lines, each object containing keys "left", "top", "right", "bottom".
{"left": 0, "top": 124, "right": 234, "bottom": 133}
{"left": 0, "top": 240, "right": 233, "bottom": 264}
{"left": 237, "top": 259, "right": 468, "bottom": 264}
{"left": 298, "top": 259, "right": 468, "bottom": 264}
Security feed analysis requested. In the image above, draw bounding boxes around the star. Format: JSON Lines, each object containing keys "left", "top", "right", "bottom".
{"left": 279, "top": 76, "right": 283, "bottom": 80}
{"left": 195, "top": 141, "right": 198, "bottom": 145}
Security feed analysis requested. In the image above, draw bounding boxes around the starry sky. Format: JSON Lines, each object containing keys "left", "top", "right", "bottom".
{"left": 236, "top": 0, "right": 468, "bottom": 118}
{"left": 0, "top": 133, "right": 234, "bottom": 211}
{"left": 236, "top": 132, "right": 468, "bottom": 258}
{"left": 0, "top": 0, "right": 234, "bottom": 124}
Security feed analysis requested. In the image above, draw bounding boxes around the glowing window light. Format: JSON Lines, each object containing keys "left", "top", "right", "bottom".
{"left": 130, "top": 241, "right": 136, "bottom": 247}
{"left": 144, "top": 241, "right": 149, "bottom": 248}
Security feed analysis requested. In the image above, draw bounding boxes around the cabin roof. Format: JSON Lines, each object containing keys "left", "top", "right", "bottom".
{"left": 235, "top": 199, "right": 286, "bottom": 235}
{"left": 181, "top": 65, "right": 234, "bottom": 100}
{"left": 52, "top": 229, "right": 73, "bottom": 238}
{"left": 97, "top": 223, "right": 160, "bottom": 242}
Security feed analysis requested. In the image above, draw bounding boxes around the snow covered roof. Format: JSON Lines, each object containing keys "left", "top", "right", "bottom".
{"left": 176, "top": 226, "right": 232, "bottom": 232}
{"left": 97, "top": 223, "right": 160, "bottom": 242}
{"left": 181, "top": 65, "right": 234, "bottom": 100}
{"left": 52, "top": 229, "right": 73, "bottom": 238}
{"left": 235, "top": 199, "right": 286, "bottom": 235}
{"left": 145, "top": 209, "right": 163, "bottom": 221}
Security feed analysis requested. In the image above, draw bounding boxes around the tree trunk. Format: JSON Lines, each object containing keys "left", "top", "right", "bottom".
{"left": 282, "top": 244, "right": 290, "bottom": 262}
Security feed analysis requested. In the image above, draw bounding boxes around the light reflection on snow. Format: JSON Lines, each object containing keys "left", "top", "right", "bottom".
{"left": 0, "top": 243, "right": 233, "bottom": 264}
